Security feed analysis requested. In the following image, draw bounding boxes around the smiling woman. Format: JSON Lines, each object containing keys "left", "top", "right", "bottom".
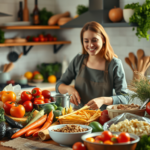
{"left": 55, "top": 21, "right": 129, "bottom": 111}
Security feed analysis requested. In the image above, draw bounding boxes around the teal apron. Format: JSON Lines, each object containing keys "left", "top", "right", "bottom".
{"left": 74, "top": 56, "right": 112, "bottom": 111}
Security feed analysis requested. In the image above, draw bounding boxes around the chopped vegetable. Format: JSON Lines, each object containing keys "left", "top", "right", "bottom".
{"left": 11, "top": 114, "right": 47, "bottom": 138}
{"left": 32, "top": 110, "right": 54, "bottom": 137}
{"left": 25, "top": 109, "right": 44, "bottom": 127}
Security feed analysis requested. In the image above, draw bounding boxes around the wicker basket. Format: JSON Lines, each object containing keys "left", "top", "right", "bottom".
{"left": 107, "top": 104, "right": 146, "bottom": 119}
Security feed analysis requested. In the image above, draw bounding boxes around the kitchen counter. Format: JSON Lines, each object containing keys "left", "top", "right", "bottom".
{"left": 0, "top": 137, "right": 62, "bottom": 150}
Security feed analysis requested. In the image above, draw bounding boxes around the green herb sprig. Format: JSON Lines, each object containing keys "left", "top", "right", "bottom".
{"left": 0, "top": 108, "right": 5, "bottom": 123}
{"left": 129, "top": 75, "right": 150, "bottom": 104}
{"left": 76, "top": 5, "right": 88, "bottom": 15}
{"left": 124, "top": 0, "right": 150, "bottom": 41}
{"left": 25, "top": 109, "right": 35, "bottom": 124}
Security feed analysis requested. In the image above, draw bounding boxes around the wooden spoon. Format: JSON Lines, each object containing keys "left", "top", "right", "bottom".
{"left": 128, "top": 52, "right": 137, "bottom": 71}
{"left": 139, "top": 59, "right": 143, "bottom": 72}
{"left": 137, "top": 49, "right": 144, "bottom": 71}
{"left": 141, "top": 56, "right": 150, "bottom": 72}
{"left": 5, "top": 62, "right": 14, "bottom": 72}
{"left": 3, "top": 64, "right": 8, "bottom": 72}
{"left": 125, "top": 57, "right": 134, "bottom": 71}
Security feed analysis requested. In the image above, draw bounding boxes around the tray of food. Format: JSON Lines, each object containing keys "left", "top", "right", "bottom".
{"left": 103, "top": 113, "right": 150, "bottom": 136}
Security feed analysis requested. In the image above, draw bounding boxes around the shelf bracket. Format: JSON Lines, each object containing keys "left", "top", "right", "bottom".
{"left": 53, "top": 44, "right": 64, "bottom": 53}
{"left": 23, "top": 46, "right": 33, "bottom": 55}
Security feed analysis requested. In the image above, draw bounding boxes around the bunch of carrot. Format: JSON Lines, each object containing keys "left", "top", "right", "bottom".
{"left": 11, "top": 110, "right": 54, "bottom": 139}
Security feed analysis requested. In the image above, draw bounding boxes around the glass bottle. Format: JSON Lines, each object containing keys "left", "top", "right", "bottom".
{"left": 18, "top": 1, "right": 23, "bottom": 21}
{"left": 33, "top": 0, "right": 40, "bottom": 25}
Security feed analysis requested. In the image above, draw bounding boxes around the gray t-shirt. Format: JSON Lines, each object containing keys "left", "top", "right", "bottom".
{"left": 56, "top": 54, "right": 129, "bottom": 107}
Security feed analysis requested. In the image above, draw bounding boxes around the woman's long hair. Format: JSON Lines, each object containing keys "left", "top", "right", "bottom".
{"left": 80, "top": 21, "right": 118, "bottom": 61}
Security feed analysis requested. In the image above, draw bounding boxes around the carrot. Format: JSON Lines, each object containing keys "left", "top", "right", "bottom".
{"left": 11, "top": 114, "right": 47, "bottom": 139}
{"left": 25, "top": 127, "right": 41, "bottom": 137}
{"left": 32, "top": 110, "right": 54, "bottom": 137}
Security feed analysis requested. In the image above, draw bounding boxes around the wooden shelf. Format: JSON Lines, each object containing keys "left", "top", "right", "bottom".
{"left": 0, "top": 41, "right": 71, "bottom": 47}
{"left": 0, "top": 25, "right": 60, "bottom": 30}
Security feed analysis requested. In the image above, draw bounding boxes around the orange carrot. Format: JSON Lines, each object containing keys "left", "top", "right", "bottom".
{"left": 25, "top": 127, "right": 41, "bottom": 137}
{"left": 11, "top": 114, "right": 47, "bottom": 139}
{"left": 32, "top": 110, "right": 54, "bottom": 137}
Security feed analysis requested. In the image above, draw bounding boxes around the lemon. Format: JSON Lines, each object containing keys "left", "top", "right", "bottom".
{"left": 48, "top": 75, "right": 57, "bottom": 83}
{"left": 24, "top": 71, "right": 33, "bottom": 80}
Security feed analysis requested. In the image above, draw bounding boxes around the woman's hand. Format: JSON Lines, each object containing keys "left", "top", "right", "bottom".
{"left": 67, "top": 86, "right": 81, "bottom": 106}
{"left": 86, "top": 98, "right": 104, "bottom": 110}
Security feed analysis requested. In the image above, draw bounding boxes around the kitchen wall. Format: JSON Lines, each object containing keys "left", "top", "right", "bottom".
{"left": 0, "top": 0, "right": 150, "bottom": 83}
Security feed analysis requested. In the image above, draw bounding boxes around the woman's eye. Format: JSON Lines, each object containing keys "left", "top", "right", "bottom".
{"left": 92, "top": 39, "right": 98, "bottom": 42}
{"left": 84, "top": 41, "right": 88, "bottom": 43}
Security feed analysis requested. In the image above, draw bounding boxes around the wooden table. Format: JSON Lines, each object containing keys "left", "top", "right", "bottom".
{"left": 0, "top": 137, "right": 60, "bottom": 150}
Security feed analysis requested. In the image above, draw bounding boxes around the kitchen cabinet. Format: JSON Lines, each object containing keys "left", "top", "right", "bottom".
{"left": 0, "top": 25, "right": 71, "bottom": 54}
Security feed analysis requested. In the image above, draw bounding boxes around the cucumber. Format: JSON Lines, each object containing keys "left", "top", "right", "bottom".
{"left": 25, "top": 109, "right": 44, "bottom": 127}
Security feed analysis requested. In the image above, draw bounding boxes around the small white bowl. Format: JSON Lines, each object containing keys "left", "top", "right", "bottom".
{"left": 123, "top": 9, "right": 135, "bottom": 23}
{"left": 48, "top": 124, "right": 92, "bottom": 146}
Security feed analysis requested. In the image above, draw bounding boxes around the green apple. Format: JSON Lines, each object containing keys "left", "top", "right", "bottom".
{"left": 33, "top": 74, "right": 43, "bottom": 80}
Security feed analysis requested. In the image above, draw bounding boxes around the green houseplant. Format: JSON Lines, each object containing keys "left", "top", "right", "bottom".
{"left": 124, "top": 0, "right": 150, "bottom": 41}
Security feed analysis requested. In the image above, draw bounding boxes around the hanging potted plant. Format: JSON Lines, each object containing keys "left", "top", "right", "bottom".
{"left": 124, "top": 0, "right": 150, "bottom": 41}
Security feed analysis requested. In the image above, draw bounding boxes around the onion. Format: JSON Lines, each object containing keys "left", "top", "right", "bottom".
{"left": 109, "top": 7, "right": 123, "bottom": 22}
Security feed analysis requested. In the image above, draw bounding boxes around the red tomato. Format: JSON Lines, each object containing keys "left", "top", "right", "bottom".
{"left": 42, "top": 90, "right": 51, "bottom": 99}
{"left": 34, "top": 100, "right": 45, "bottom": 104}
{"left": 111, "top": 134, "right": 118, "bottom": 143}
{"left": 34, "top": 37, "right": 40, "bottom": 42}
{"left": 10, "top": 104, "right": 25, "bottom": 118}
{"left": 3, "top": 101, "right": 16, "bottom": 115}
{"left": 39, "top": 37, "right": 45, "bottom": 42}
{"left": 101, "top": 131, "right": 113, "bottom": 141}
{"left": 23, "top": 101, "right": 33, "bottom": 112}
{"left": 72, "top": 142, "right": 86, "bottom": 150}
{"left": 44, "top": 98, "right": 51, "bottom": 103}
{"left": 53, "top": 37, "right": 57, "bottom": 41}
{"left": 39, "top": 34, "right": 44, "bottom": 38}
{"left": 32, "top": 87, "right": 42, "bottom": 97}
{"left": 34, "top": 95, "right": 44, "bottom": 101}
{"left": 44, "top": 37, "right": 48, "bottom": 42}
{"left": 118, "top": 132, "right": 130, "bottom": 143}
{"left": 99, "top": 114, "right": 110, "bottom": 125}
{"left": 46, "top": 34, "right": 51, "bottom": 38}
{"left": 101, "top": 110, "right": 108, "bottom": 116}
{"left": 146, "top": 102, "right": 150, "bottom": 115}
{"left": 95, "top": 135, "right": 103, "bottom": 141}
{"left": 48, "top": 37, "right": 53, "bottom": 41}
{"left": 21, "top": 91, "right": 32, "bottom": 102}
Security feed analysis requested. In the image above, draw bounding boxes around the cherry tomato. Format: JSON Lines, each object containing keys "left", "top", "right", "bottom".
{"left": 21, "top": 91, "right": 32, "bottom": 101}
{"left": 95, "top": 135, "right": 103, "bottom": 141}
{"left": 10, "top": 104, "right": 25, "bottom": 118}
{"left": 86, "top": 137, "right": 95, "bottom": 142}
{"left": 104, "top": 140, "right": 113, "bottom": 145}
{"left": 46, "top": 34, "right": 51, "bottom": 38}
{"left": 39, "top": 34, "right": 44, "bottom": 38}
{"left": 99, "top": 114, "right": 110, "bottom": 125}
{"left": 32, "top": 87, "right": 42, "bottom": 97}
{"left": 0, "top": 91, "right": 6, "bottom": 101}
{"left": 3, "top": 101, "right": 16, "bottom": 115}
{"left": 23, "top": 101, "right": 33, "bottom": 112}
{"left": 101, "top": 110, "right": 108, "bottom": 116}
{"left": 94, "top": 140, "right": 103, "bottom": 143}
{"left": 34, "top": 95, "right": 44, "bottom": 101}
{"left": 146, "top": 102, "right": 150, "bottom": 115}
{"left": 72, "top": 142, "right": 86, "bottom": 150}
{"left": 118, "top": 132, "right": 130, "bottom": 143}
{"left": 34, "top": 100, "right": 45, "bottom": 104}
{"left": 48, "top": 37, "right": 53, "bottom": 41}
{"left": 42, "top": 90, "right": 51, "bottom": 99}
{"left": 44, "top": 37, "right": 48, "bottom": 42}
{"left": 101, "top": 131, "right": 112, "bottom": 141}
{"left": 44, "top": 98, "right": 51, "bottom": 103}
{"left": 33, "top": 37, "right": 39, "bottom": 42}
{"left": 1, "top": 91, "right": 16, "bottom": 103}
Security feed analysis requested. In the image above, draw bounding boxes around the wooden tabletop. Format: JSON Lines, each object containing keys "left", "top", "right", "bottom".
{"left": 0, "top": 137, "right": 60, "bottom": 150}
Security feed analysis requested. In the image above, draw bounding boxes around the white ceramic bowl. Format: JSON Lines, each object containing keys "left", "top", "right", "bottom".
{"left": 123, "top": 9, "right": 135, "bottom": 23}
{"left": 48, "top": 124, "right": 92, "bottom": 146}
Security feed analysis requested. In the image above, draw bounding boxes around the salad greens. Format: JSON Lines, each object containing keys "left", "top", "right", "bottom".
{"left": 0, "top": 108, "right": 5, "bottom": 123}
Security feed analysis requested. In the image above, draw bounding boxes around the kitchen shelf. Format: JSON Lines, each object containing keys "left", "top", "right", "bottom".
{"left": 0, "top": 41, "right": 71, "bottom": 54}
{"left": 0, "top": 25, "right": 60, "bottom": 30}
{"left": 0, "top": 41, "right": 71, "bottom": 47}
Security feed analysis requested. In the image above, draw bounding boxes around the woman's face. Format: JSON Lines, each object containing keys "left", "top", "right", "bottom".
{"left": 83, "top": 30, "right": 105, "bottom": 56}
